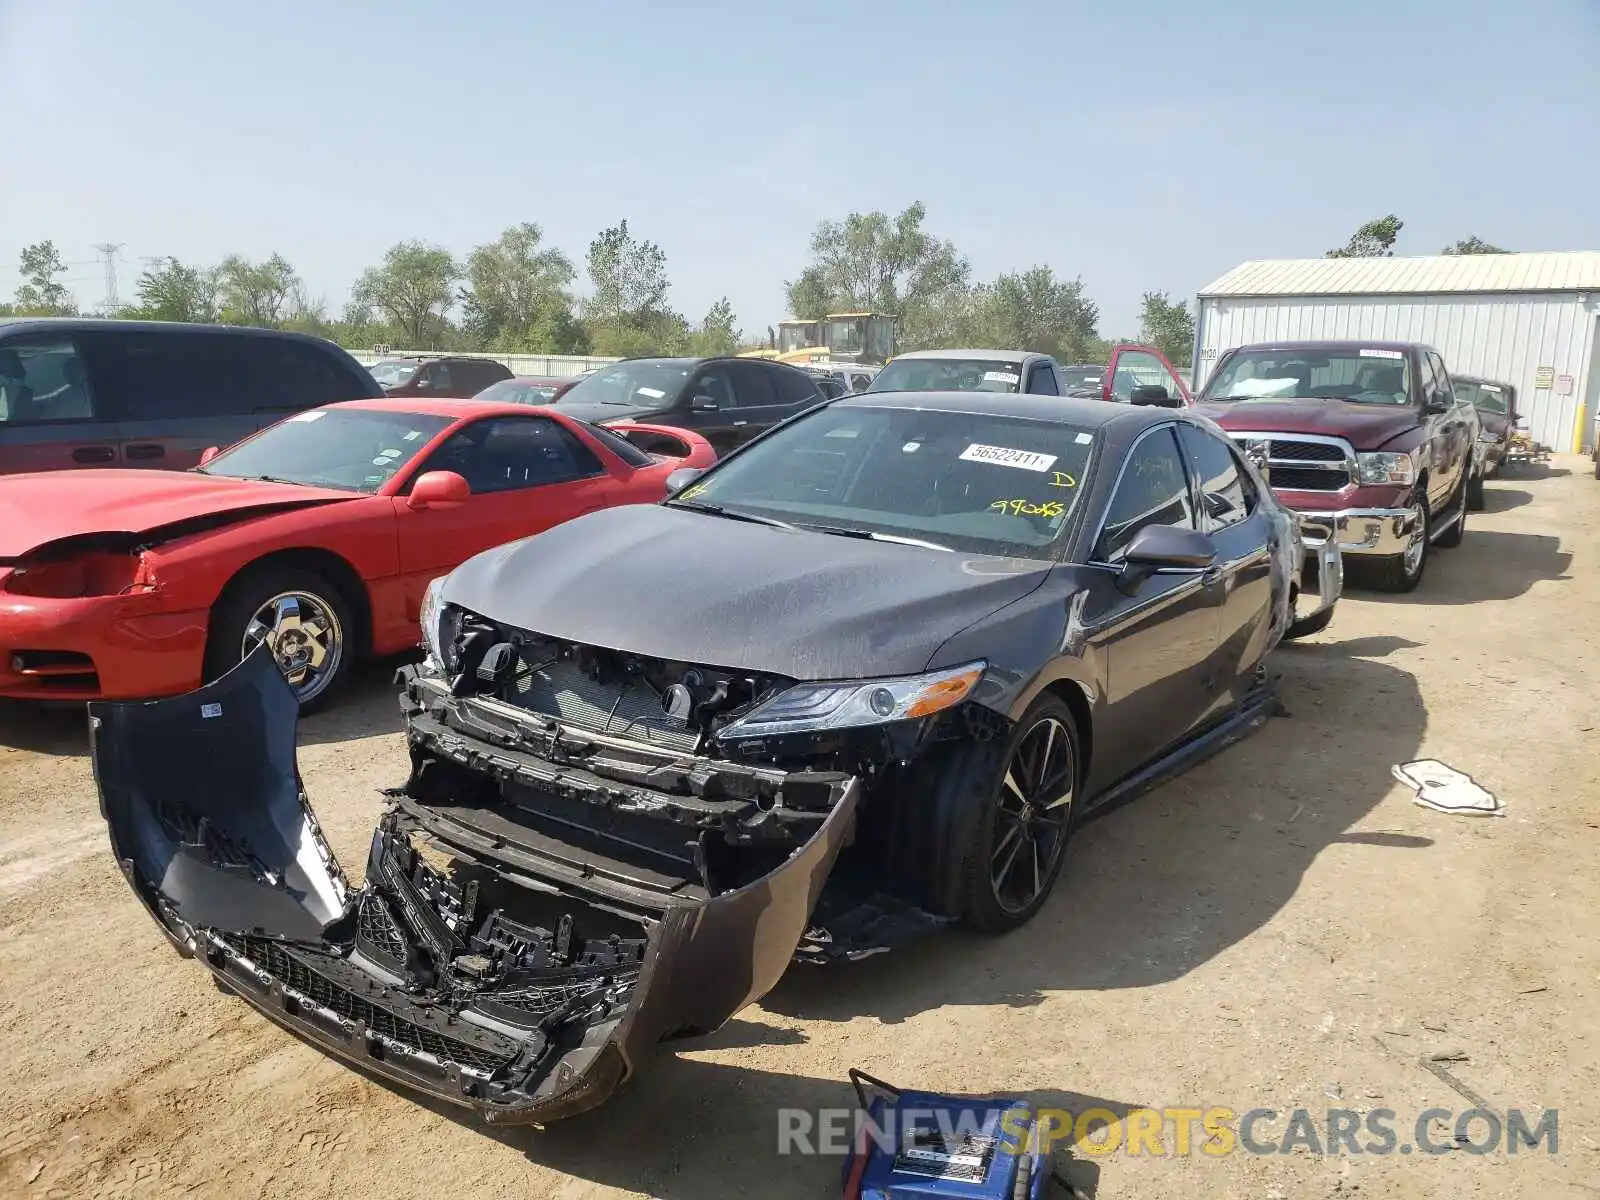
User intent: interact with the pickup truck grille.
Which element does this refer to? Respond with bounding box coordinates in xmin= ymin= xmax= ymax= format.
xmin=1229 ymin=433 xmax=1353 ymax=493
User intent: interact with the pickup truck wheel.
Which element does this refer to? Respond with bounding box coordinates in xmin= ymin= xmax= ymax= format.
xmin=1364 ymin=497 xmax=1429 ymax=593
xmin=949 ymin=695 xmax=1083 ymax=934
xmin=1467 ymin=470 xmax=1486 ymax=511
xmin=1435 ymin=474 xmax=1468 ymax=548
xmin=205 ymin=566 xmax=355 ymax=713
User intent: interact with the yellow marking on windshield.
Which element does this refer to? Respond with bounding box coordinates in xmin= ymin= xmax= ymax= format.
xmin=1047 ymin=471 xmax=1077 ymax=489
xmin=677 ymin=483 xmax=708 ymax=501
xmin=990 ymin=499 xmax=1066 ymax=519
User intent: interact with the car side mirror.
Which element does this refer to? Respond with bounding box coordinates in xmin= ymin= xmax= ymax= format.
xmin=198 ymin=445 xmax=220 ymax=466
xmin=664 ymin=466 xmax=706 ymax=496
xmin=691 ymin=394 xmax=719 ymax=411
xmin=1115 ymin=524 xmax=1216 ymax=594
xmin=1130 ymin=383 xmax=1181 ymax=408
xmin=1515 ymin=415 xmax=1528 ymax=429
xmin=1425 ymin=396 xmax=1449 ymax=414
xmin=406 ymin=470 xmax=470 ymax=510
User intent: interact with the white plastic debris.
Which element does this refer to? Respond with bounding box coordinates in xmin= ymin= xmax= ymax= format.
xmin=1391 ymin=760 xmax=1504 ymax=816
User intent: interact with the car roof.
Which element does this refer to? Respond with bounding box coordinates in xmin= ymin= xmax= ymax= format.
xmin=323 ymin=397 xmax=548 ymax=420
xmin=836 ymin=389 xmax=1165 ymax=432
xmin=504 ymin=375 xmax=567 ymax=385
xmin=888 ymin=348 xmax=1036 ymax=363
xmin=0 ymin=316 xmax=348 ymax=349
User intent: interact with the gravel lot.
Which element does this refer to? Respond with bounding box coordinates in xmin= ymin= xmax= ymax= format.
xmin=2 ymin=459 xmax=1597 ymax=1200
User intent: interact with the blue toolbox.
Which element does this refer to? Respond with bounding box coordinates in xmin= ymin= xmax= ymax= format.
xmin=840 ymin=1069 xmax=1052 ymax=1199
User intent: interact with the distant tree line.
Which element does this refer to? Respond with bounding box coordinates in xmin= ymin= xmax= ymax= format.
xmin=1 ymin=210 xmax=1513 ymax=367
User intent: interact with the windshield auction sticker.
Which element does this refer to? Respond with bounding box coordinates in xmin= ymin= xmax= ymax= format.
xmin=959 ymin=443 xmax=1058 ymax=472
xmin=1359 ymin=349 xmax=1404 ymax=359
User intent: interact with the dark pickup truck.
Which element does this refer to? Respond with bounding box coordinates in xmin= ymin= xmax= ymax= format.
xmin=1193 ymin=340 xmax=1477 ymax=594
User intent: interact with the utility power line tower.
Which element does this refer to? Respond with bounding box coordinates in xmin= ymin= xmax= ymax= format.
xmin=93 ymin=242 xmax=125 ymax=314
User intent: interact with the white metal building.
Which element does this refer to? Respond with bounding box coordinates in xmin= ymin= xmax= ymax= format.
xmin=1193 ymin=251 xmax=1600 ymax=451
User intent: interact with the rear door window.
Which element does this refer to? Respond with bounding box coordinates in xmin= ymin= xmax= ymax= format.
xmin=82 ymin=331 xmax=252 ymax=420
xmin=771 ymin=365 xmax=824 ymax=408
xmin=1026 ymin=362 xmax=1060 ymax=395
xmin=1176 ymin=423 xmax=1252 ymax=532
xmin=243 ymin=340 xmax=372 ymax=415
xmin=0 ymin=338 xmax=96 ymax=423
xmin=728 ymin=361 xmax=780 ymax=409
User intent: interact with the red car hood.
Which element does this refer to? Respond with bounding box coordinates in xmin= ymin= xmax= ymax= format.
xmin=1193 ymin=397 xmax=1420 ymax=450
xmin=0 ymin=469 xmax=358 ymax=560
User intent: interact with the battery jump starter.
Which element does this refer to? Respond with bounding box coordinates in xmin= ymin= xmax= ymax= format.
xmin=840 ymin=1069 xmax=1052 ymax=1200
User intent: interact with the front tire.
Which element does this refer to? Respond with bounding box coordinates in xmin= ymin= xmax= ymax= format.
xmin=205 ymin=566 xmax=355 ymax=713
xmin=1365 ymin=496 xmax=1429 ymax=593
xmin=1282 ymin=604 xmax=1335 ymax=641
xmin=1467 ymin=470 xmax=1486 ymax=511
xmin=946 ymin=695 xmax=1083 ymax=934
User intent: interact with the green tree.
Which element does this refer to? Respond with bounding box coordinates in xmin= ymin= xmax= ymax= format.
xmin=1325 ymin=215 xmax=1404 ymax=258
xmin=1441 ymin=236 xmax=1510 ymax=255
xmin=898 ymin=283 xmax=992 ymax=351
xmin=685 ymin=297 xmax=740 ymax=357
xmin=585 ymin=219 xmax=671 ymax=340
xmin=12 ymin=241 xmax=76 ymax=315
xmin=785 ymin=201 xmax=968 ymax=318
xmin=460 ymin=223 xmax=577 ymax=350
xmin=351 ymin=241 xmax=460 ymax=346
xmin=129 ymin=257 xmax=218 ymax=323
xmin=981 ymin=266 xmax=1101 ymax=361
xmin=1138 ymin=291 xmax=1196 ymax=364
xmin=784 ymin=266 xmax=832 ymax=320
xmin=215 ymin=253 xmax=300 ymax=327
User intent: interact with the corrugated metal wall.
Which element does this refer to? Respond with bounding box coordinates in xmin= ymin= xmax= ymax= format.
xmin=1192 ymin=293 xmax=1600 ymax=450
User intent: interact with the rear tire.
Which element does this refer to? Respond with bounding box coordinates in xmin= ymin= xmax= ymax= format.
xmin=205 ymin=565 xmax=356 ymax=714
xmin=1436 ymin=474 xmax=1468 ymax=548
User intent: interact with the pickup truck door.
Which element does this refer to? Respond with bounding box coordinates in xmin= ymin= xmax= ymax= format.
xmin=1428 ymin=352 xmax=1475 ymax=498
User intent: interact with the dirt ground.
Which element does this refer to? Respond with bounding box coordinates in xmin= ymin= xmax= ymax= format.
xmin=2 ymin=458 xmax=1597 ymax=1200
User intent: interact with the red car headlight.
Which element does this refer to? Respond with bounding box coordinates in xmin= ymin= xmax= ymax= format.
xmin=4 ymin=552 xmax=159 ymax=599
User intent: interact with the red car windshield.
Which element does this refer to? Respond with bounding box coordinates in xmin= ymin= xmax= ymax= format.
xmin=200 ymin=409 xmax=454 ymax=492
xmin=1203 ymin=348 xmax=1413 ymax=406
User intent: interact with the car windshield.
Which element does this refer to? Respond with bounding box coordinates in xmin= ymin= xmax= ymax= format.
xmin=869 ymin=357 xmax=1026 ymax=394
xmin=199 ymin=408 xmax=454 ymax=492
xmin=368 ymin=360 xmax=419 ymax=387
xmin=555 ymin=359 xmax=695 ymax=407
xmin=1201 ymin=348 xmax=1413 ymax=406
xmin=666 ymin=403 xmax=1098 ymax=560
xmin=476 ymin=379 xmax=558 ymax=404
xmin=1471 ymin=383 xmax=1509 ymax=413
xmin=1058 ymin=366 xmax=1103 ymax=391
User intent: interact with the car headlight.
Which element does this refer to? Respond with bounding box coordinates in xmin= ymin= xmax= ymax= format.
xmin=715 ymin=661 xmax=985 ymax=739
xmin=1477 ymin=430 xmax=1501 ymax=443
xmin=1354 ymin=450 xmax=1417 ymax=486
xmin=419 ymin=575 xmax=453 ymax=669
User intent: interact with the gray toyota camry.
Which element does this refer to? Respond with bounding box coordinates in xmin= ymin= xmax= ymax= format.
xmin=91 ymin=390 xmax=1341 ymax=1125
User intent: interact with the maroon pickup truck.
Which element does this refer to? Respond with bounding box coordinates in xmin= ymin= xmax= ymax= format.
xmin=1193 ymin=340 xmax=1477 ymax=594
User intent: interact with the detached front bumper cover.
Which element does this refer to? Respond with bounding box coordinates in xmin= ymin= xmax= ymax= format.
xmin=90 ymin=646 xmax=859 ymax=1124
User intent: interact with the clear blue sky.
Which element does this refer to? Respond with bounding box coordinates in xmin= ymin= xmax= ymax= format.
xmin=2 ymin=0 xmax=1595 ymax=339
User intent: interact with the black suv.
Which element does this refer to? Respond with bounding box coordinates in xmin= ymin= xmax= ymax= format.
xmin=549 ymin=356 xmax=826 ymax=455
xmin=0 ymin=318 xmax=382 ymax=475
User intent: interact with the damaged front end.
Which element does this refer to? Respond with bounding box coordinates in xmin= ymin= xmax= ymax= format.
xmin=90 ymin=647 xmax=860 ymax=1124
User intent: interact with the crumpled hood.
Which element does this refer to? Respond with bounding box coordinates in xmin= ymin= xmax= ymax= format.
xmin=0 ymin=469 xmax=357 ymax=559
xmin=440 ymin=503 xmax=1054 ymax=679
xmin=1193 ymin=396 xmax=1421 ymax=449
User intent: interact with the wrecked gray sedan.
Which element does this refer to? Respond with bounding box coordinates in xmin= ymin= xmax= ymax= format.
xmin=91 ymin=392 xmax=1338 ymax=1124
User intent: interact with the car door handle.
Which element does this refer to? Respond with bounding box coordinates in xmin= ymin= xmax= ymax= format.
xmin=733 ymin=420 xmax=748 ymax=427
xmin=1201 ymin=566 xmax=1223 ymax=587
xmin=124 ymin=443 xmax=166 ymax=460
xmin=72 ymin=445 xmax=116 ymax=464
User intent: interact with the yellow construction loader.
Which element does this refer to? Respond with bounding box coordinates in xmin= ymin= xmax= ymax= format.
xmin=740 ymin=311 xmax=898 ymax=366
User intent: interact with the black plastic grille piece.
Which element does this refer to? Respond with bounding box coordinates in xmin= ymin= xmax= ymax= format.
xmin=1269 ymin=466 xmax=1349 ymax=491
xmin=228 ymin=936 xmax=518 ymax=1075
xmin=1269 ymin=439 xmax=1346 ymax=463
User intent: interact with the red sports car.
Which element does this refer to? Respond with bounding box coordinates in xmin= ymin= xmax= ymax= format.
xmin=0 ymin=397 xmax=714 ymax=709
